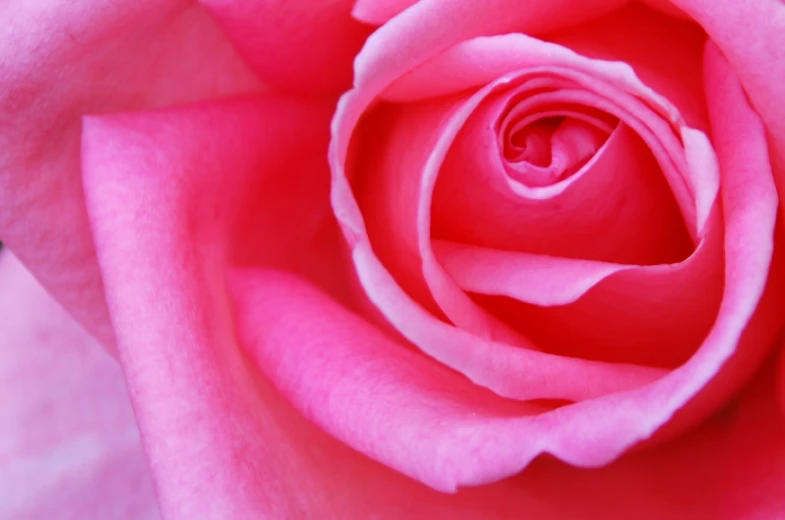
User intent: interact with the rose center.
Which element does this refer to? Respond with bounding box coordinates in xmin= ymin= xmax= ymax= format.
xmin=499 ymin=111 xmax=613 ymax=188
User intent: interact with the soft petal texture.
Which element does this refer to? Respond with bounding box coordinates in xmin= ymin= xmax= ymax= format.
xmin=80 ymin=94 xmax=352 ymax=517
xmin=546 ymin=2 xmax=709 ymax=131
xmin=377 ymin=31 xmax=716 ymax=238
xmin=342 ymin=31 xmax=725 ymax=373
xmin=511 ymin=354 xmax=785 ymax=520
xmin=8 ymin=243 xmax=785 ymax=519
xmin=667 ymin=0 xmax=785 ymax=222
xmin=334 ymin=20 xmax=783 ymax=477
xmin=652 ymin=42 xmax=785 ymax=439
xmin=230 ymin=266 xmax=785 ymax=508
xmin=231 ymin=267 xmax=553 ymax=491
xmin=0 ymin=0 xmax=262 ymax=349
xmin=352 ymin=95 xmax=536 ymax=346
xmin=467 ymin=214 xmax=722 ymax=367
xmin=334 ymin=0 xmax=632 ymax=214
xmin=425 ymin=61 xmax=724 ymax=366
xmin=355 ymin=77 xmax=722 ymax=367
xmin=352 ymin=0 xmax=628 ymax=94
xmin=433 ymin=98 xmax=699 ymax=262
xmin=352 ymin=0 xmax=418 ymax=24
xmin=0 ymin=252 xmax=159 ymax=520
xmin=200 ymin=0 xmax=373 ymax=93
xmin=6 ymin=241 xmax=785 ymax=519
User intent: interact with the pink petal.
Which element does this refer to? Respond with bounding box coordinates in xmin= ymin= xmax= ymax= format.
xmin=70 ymin=51 xmax=785 ymax=518
xmin=503 ymin=117 xmax=608 ymax=187
xmin=546 ymin=2 xmax=710 ymax=131
xmin=334 ymin=34 xmax=783 ymax=477
xmin=353 ymin=240 xmax=666 ymax=401
xmin=509 ymin=356 xmax=785 ymax=519
xmin=374 ymin=32 xmax=715 ymax=236
xmin=352 ymin=0 xmax=419 ymax=25
xmin=230 ymin=267 xmax=555 ymax=491
xmin=667 ymin=0 xmax=785 ymax=223
xmin=333 ymin=1 xmax=632 ymax=242
xmin=460 ymin=210 xmax=722 ymax=367
xmin=200 ymin=0 xmax=374 ymax=93
xmin=709 ymin=361 xmax=785 ymax=520
xmin=435 ymin=112 xmax=695 ymax=264
xmin=0 ymin=1 xmax=262 ymax=349
xmin=351 ymin=95 xmax=531 ymax=347
xmin=432 ymin=232 xmax=714 ymax=309
xmin=6 ymin=241 xmax=785 ymax=518
xmin=352 ymin=0 xmax=627 ymax=95
xmin=0 ymin=252 xmax=159 ymax=519
xmin=347 ymin=31 xmax=727 ymax=368
xmin=654 ymin=41 xmax=785 ymax=439
xmin=79 ymin=94 xmax=347 ymax=517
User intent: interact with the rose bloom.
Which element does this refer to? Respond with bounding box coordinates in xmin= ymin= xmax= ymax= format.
xmin=1 ymin=0 xmax=785 ymax=518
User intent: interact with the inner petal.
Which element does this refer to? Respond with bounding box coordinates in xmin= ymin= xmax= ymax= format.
xmin=432 ymin=78 xmax=694 ymax=266
xmin=503 ymin=115 xmax=610 ymax=187
xmin=506 ymin=116 xmax=561 ymax=164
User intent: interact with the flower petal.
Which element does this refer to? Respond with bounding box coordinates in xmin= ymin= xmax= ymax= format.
xmin=547 ymin=2 xmax=709 ymax=131
xmin=353 ymin=0 xmax=628 ymax=93
xmin=653 ymin=41 xmax=785 ymax=438
xmin=336 ymin=37 xmax=784 ymax=474
xmin=0 ymin=1 xmax=261 ymax=348
xmin=668 ymin=0 xmax=785 ymax=222
xmin=352 ymin=0 xmax=418 ymax=25
xmin=200 ymin=0 xmax=373 ymax=93
xmin=79 ymin=94 xmax=353 ymax=517
xmin=8 ymin=245 xmax=785 ymax=518
xmin=0 ymin=252 xmax=159 ymax=519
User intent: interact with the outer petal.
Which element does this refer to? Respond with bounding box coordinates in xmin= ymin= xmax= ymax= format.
xmin=510 ymin=354 xmax=785 ymax=520
xmin=351 ymin=0 xmax=628 ymax=97
xmin=666 ymin=0 xmax=785 ymax=222
xmin=5 ymin=242 xmax=785 ymax=519
xmin=0 ymin=1 xmax=261 ymax=348
xmin=200 ymin=0 xmax=374 ymax=93
xmin=229 ymin=265 xmax=785 ymax=516
xmin=352 ymin=0 xmax=418 ymax=25
xmin=0 ymin=252 xmax=159 ymax=520
xmin=79 ymin=94 xmax=357 ymax=517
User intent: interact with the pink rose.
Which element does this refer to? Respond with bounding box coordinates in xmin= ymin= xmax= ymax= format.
xmin=2 ymin=0 xmax=785 ymax=518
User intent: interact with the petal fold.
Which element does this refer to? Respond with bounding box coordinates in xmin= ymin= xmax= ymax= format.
xmin=80 ymin=94 xmax=348 ymax=517
xmin=0 ymin=252 xmax=159 ymax=520
xmin=200 ymin=0 xmax=373 ymax=93
xmin=0 ymin=1 xmax=261 ymax=349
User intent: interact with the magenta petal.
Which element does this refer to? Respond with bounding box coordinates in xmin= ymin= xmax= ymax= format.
xmin=200 ymin=0 xmax=373 ymax=93
xmin=0 ymin=252 xmax=158 ymax=519
xmin=6 ymin=238 xmax=785 ymax=518
xmin=79 ymin=95 xmax=348 ymax=517
xmin=230 ymin=267 xmax=665 ymax=490
xmin=352 ymin=0 xmax=419 ymax=25
xmin=668 ymin=0 xmax=785 ymax=219
xmin=457 ymin=212 xmax=723 ymax=367
xmin=511 ymin=356 xmax=785 ymax=519
xmin=353 ymin=0 xmax=627 ymax=96
xmin=546 ymin=2 xmax=710 ymax=131
xmin=433 ymin=241 xmax=638 ymax=306
xmin=655 ymin=41 xmax=785 ymax=435
xmin=75 ymin=88 xmax=654 ymax=517
xmin=0 ymin=1 xmax=261 ymax=348
xmin=333 ymin=35 xmax=782 ymax=478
